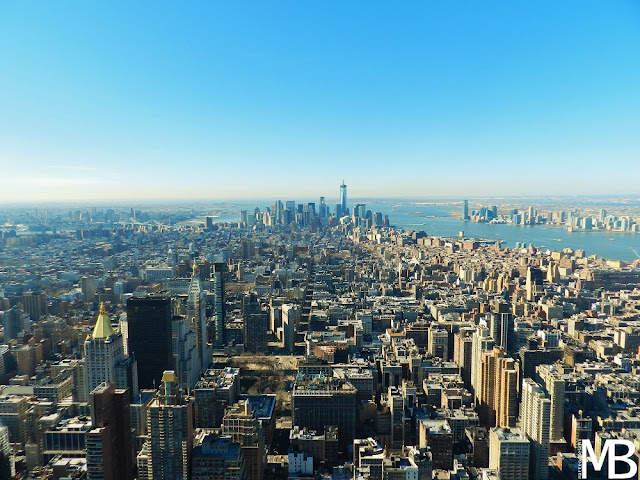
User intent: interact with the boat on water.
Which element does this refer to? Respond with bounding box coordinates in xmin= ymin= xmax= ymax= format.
xmin=609 ymin=238 xmax=615 ymax=241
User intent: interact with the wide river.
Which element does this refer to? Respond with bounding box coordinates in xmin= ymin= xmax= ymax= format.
xmin=366 ymin=201 xmax=640 ymax=262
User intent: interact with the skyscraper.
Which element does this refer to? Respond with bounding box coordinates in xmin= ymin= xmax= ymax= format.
xmin=478 ymin=347 xmax=519 ymax=428
xmin=388 ymin=386 xmax=404 ymax=450
xmin=243 ymin=294 xmax=268 ymax=353
xmin=463 ymin=200 xmax=470 ymax=220
xmin=520 ymin=378 xmax=551 ymax=480
xmin=80 ymin=276 xmax=97 ymax=303
xmin=84 ymin=303 xmax=138 ymax=400
xmin=212 ymin=262 xmax=226 ymax=351
xmin=1 ymin=306 xmax=25 ymax=341
xmin=21 ymin=291 xmax=46 ymax=321
xmin=140 ymin=371 xmax=194 ymax=480
xmin=86 ymin=383 xmax=135 ymax=480
xmin=537 ymin=364 xmax=565 ymax=442
xmin=319 ymin=196 xmax=327 ymax=218
xmin=471 ymin=327 xmax=494 ymax=402
xmin=222 ymin=400 xmax=265 ymax=480
xmin=127 ymin=296 xmax=173 ymax=389
xmin=172 ymin=315 xmax=200 ymax=389
xmin=453 ymin=327 xmax=474 ymax=388
xmin=188 ymin=261 xmax=208 ymax=369
xmin=489 ymin=311 xmax=514 ymax=353
xmin=526 ymin=267 xmax=544 ymax=301
xmin=281 ymin=304 xmax=300 ymax=354
xmin=339 ymin=181 xmax=347 ymax=217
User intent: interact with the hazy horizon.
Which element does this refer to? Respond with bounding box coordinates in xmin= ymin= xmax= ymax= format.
xmin=2 ymin=193 xmax=640 ymax=210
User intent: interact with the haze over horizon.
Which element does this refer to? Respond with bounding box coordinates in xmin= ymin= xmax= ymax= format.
xmin=1 ymin=1 xmax=639 ymax=202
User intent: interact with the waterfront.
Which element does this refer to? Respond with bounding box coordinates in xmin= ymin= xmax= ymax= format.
xmin=209 ymin=199 xmax=640 ymax=262
xmin=367 ymin=201 xmax=640 ymax=262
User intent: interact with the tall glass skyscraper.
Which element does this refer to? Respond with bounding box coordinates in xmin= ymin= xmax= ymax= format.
xmin=340 ymin=181 xmax=347 ymax=217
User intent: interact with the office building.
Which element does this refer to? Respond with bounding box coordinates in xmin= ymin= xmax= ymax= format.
xmin=388 ymin=386 xmax=404 ymax=451
xmin=478 ymin=347 xmax=519 ymax=428
xmin=465 ymin=427 xmax=489 ymax=468
xmin=281 ymin=304 xmax=300 ymax=353
xmin=43 ymin=416 xmax=92 ymax=463
xmin=212 ymin=262 xmax=226 ymax=350
xmin=339 ymin=181 xmax=348 ymax=217
xmin=526 ymin=267 xmax=544 ymax=301
xmin=471 ymin=328 xmax=494 ymax=402
xmin=21 ymin=291 xmax=46 ymax=321
xmin=292 ymin=374 xmax=357 ymax=449
xmin=84 ymin=303 xmax=138 ymax=400
xmin=243 ymin=294 xmax=268 ymax=353
xmin=192 ymin=433 xmax=247 ymax=480
xmin=290 ymin=426 xmax=326 ymax=468
xmin=1 ymin=306 xmax=26 ymax=341
xmin=81 ymin=276 xmax=97 ymax=303
xmin=419 ymin=420 xmax=454 ymax=471
xmin=453 ymin=327 xmax=474 ymax=388
xmin=537 ymin=364 xmax=566 ymax=442
xmin=172 ymin=314 xmax=201 ymax=389
xmin=141 ymin=370 xmax=194 ymax=480
xmin=428 ymin=326 xmax=449 ymax=360
xmin=382 ymin=455 xmax=419 ymax=480
xmin=222 ymin=400 xmax=265 ymax=480
xmin=127 ymin=296 xmax=173 ymax=389
xmin=188 ymin=261 xmax=209 ymax=370
xmin=489 ymin=427 xmax=530 ymax=480
xmin=86 ymin=383 xmax=134 ymax=480
xmin=194 ymin=367 xmax=240 ymax=429
xmin=0 ymin=396 xmax=29 ymax=444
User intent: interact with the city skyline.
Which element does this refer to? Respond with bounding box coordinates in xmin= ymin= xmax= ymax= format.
xmin=2 ymin=2 xmax=640 ymax=478
xmin=0 ymin=189 xmax=640 ymax=478
xmin=1 ymin=1 xmax=640 ymax=201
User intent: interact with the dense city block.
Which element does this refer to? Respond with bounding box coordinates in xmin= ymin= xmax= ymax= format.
xmin=0 ymin=188 xmax=640 ymax=479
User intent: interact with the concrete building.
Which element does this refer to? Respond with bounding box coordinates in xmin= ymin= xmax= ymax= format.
xmin=428 ymin=326 xmax=449 ymax=360
xmin=172 ymin=314 xmax=200 ymax=389
xmin=382 ymin=455 xmax=419 ymax=480
xmin=192 ymin=433 xmax=247 ymax=480
xmin=194 ymin=367 xmax=240 ymax=429
xmin=489 ymin=427 xmax=530 ymax=480
xmin=282 ymin=304 xmax=300 ymax=353
xmin=292 ymin=374 xmax=357 ymax=449
xmin=520 ymin=378 xmax=551 ymax=480
xmin=222 ymin=400 xmax=265 ymax=480
xmin=537 ymin=364 xmax=566 ymax=441
xmin=478 ymin=347 xmax=519 ymax=428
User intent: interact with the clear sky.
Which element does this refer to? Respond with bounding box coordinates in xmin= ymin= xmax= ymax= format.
xmin=1 ymin=1 xmax=639 ymax=202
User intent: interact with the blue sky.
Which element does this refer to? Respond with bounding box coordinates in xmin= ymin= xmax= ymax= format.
xmin=1 ymin=1 xmax=639 ymax=202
